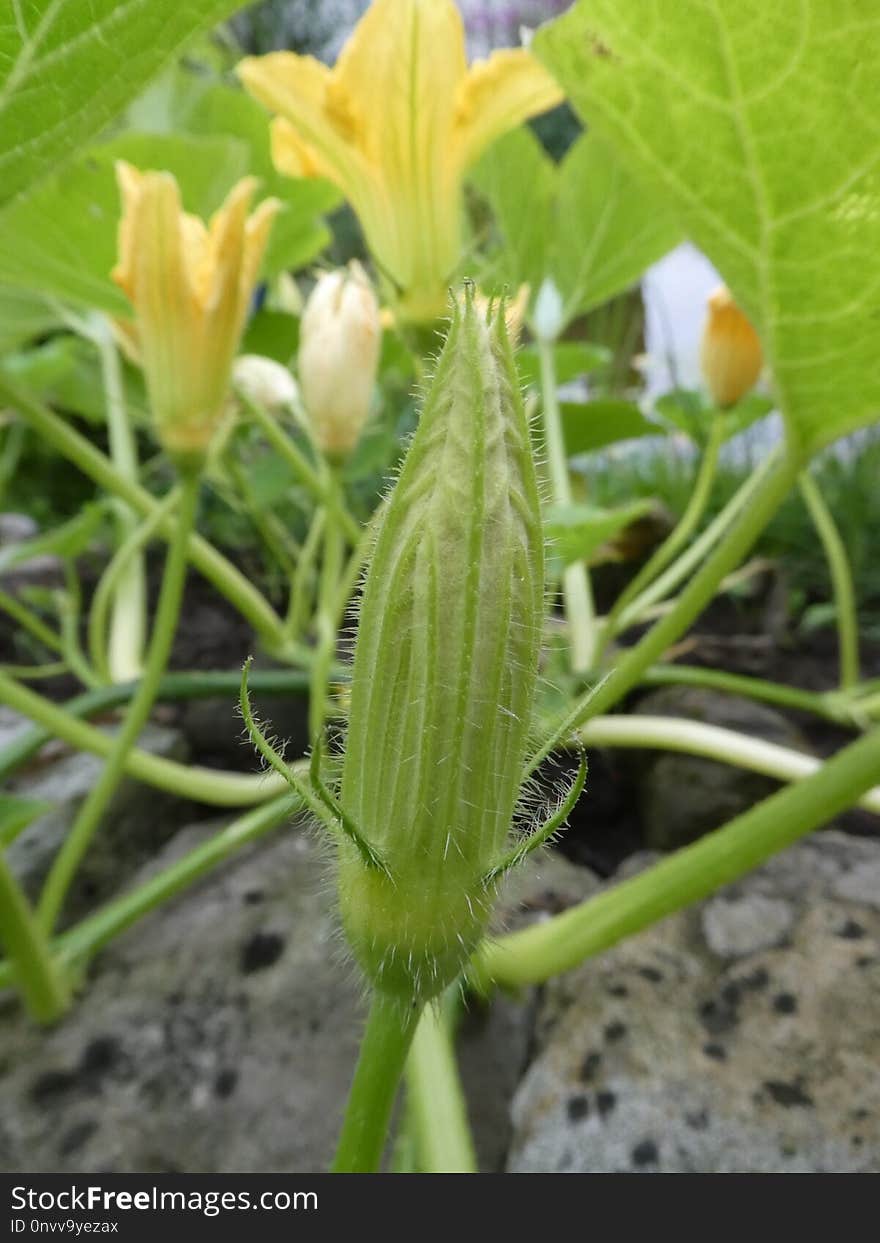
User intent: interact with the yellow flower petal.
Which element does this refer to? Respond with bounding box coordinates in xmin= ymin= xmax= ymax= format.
xmin=454 ymin=48 xmax=564 ymax=171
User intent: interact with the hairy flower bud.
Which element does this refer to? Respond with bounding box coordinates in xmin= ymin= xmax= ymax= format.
xmin=298 ymin=261 xmax=381 ymax=459
xmin=700 ymin=284 xmax=763 ymax=408
xmin=336 ymin=286 xmax=544 ymax=1001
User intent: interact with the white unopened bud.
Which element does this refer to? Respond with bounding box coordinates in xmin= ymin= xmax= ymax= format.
xmin=532 ymin=276 xmax=565 ymax=342
xmin=233 ymin=354 xmax=299 ymax=414
xmin=298 ymin=261 xmax=381 ymax=459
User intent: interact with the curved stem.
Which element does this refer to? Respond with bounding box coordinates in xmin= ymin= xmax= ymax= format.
xmin=528 ymin=448 xmax=799 ymax=774
xmin=538 ymin=335 xmax=596 ymax=672
xmin=471 ymin=721 xmax=880 ymax=992
xmin=0 ymin=587 xmax=63 ymax=655
xmin=88 ymin=487 xmax=180 ymax=683
xmin=0 ymin=375 xmax=285 ymax=652
xmin=332 ymin=992 xmax=423 ymax=1173
xmin=798 ymin=469 xmax=860 ymax=691
xmin=0 ymin=853 xmax=69 ymax=1023
xmin=96 ymin=314 xmax=146 ymax=682
xmin=309 ymin=467 xmax=345 ymax=742
xmin=285 ymin=505 xmax=325 ymax=640
xmin=640 ymin=663 xmax=848 ymax=724
xmin=405 ymin=994 xmax=477 ymax=1173
xmin=578 ymin=713 xmax=880 ymax=815
xmin=616 ymin=445 xmax=780 ymax=632
xmin=602 ymin=414 xmax=725 ymax=652
xmin=37 ymin=473 xmax=201 ymax=934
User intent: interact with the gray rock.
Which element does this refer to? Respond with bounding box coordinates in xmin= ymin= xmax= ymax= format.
xmin=5 ymin=718 xmax=193 ymax=919
xmin=632 ymin=686 xmax=809 ymax=850
xmin=0 ymin=815 xmax=598 ymax=1173
xmin=508 ymin=831 xmax=880 ymax=1173
xmin=0 ymin=512 xmax=63 ymax=592
xmin=701 ymin=894 xmax=795 ymax=959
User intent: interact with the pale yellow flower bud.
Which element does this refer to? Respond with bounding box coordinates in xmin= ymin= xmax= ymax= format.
xmin=700 ymin=284 xmax=763 ymax=408
xmin=233 ymin=354 xmax=299 ymax=415
xmin=298 ymin=262 xmax=381 ymax=459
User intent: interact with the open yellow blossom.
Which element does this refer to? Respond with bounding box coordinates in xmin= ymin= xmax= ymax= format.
xmin=237 ymin=0 xmax=563 ymax=322
xmin=112 ymin=163 xmax=279 ymax=463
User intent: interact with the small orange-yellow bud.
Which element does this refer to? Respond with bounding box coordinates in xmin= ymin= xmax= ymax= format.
xmin=298 ymin=262 xmax=381 ymax=459
xmin=700 ymin=285 xmax=763 ymax=408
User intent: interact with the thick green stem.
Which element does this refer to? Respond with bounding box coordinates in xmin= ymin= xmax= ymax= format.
xmin=0 ymin=376 xmax=284 ymax=651
xmin=798 ymin=469 xmax=860 ymax=691
xmin=538 ymin=335 xmax=596 ymax=672
xmin=405 ymin=995 xmax=477 ymax=1173
xmin=0 ymin=853 xmax=69 ymax=1023
xmin=96 ymin=315 xmax=146 ymax=682
xmin=603 ymin=413 xmax=725 ymax=651
xmin=529 ymin=448 xmax=799 ymax=774
xmin=471 ymin=722 xmax=880 ymax=991
xmin=579 ymin=714 xmax=880 ymax=815
xmin=332 ymin=992 xmax=422 ymax=1173
xmin=37 ymin=473 xmax=201 ymax=934
xmin=616 ymin=446 xmax=780 ymax=632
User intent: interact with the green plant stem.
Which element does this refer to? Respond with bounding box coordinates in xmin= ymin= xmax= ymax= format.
xmin=0 ymin=793 xmax=300 ymax=996
xmin=0 ymin=669 xmax=293 ymax=806
xmin=0 ymin=853 xmax=69 ymax=1023
xmin=310 ymin=473 xmax=345 ymax=741
xmin=602 ymin=413 xmax=725 ymax=652
xmin=88 ymin=487 xmax=180 ymax=683
xmin=0 ymin=376 xmax=285 ymax=652
xmin=285 ymin=505 xmax=325 ymax=640
xmin=405 ymin=995 xmax=478 ymax=1173
xmin=578 ymin=713 xmax=880 ymax=815
xmin=0 ymin=588 xmax=63 ymax=655
xmin=616 ymin=445 xmax=781 ymax=633
xmin=0 ymin=668 xmax=333 ymax=786
xmin=640 ymin=663 xmax=849 ymax=724
xmin=240 ymin=390 xmax=361 ymax=545
xmin=538 ymin=335 xmax=596 ymax=672
xmin=798 ymin=469 xmax=860 ymax=691
xmin=528 ymin=448 xmax=799 ymax=774
xmin=471 ymin=722 xmax=880 ymax=992
xmin=332 ymin=992 xmax=423 ymax=1173
xmin=37 ymin=473 xmax=201 ymax=934
xmin=96 ymin=315 xmax=146 ymax=683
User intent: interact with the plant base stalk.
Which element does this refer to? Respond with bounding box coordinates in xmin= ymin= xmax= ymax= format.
xmin=332 ymin=991 xmax=422 ymax=1173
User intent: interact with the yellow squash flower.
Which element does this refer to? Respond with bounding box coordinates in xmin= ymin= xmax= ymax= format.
xmin=237 ymin=0 xmax=563 ymax=322
xmin=112 ymin=163 xmax=279 ymax=464
xmin=700 ymin=284 xmax=763 ymax=409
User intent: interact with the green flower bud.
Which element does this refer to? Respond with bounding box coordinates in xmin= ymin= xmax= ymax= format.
xmin=336 ymin=285 xmax=545 ymax=1002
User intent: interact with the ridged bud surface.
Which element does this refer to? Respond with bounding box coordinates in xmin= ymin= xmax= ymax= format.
xmin=337 ymin=290 xmax=544 ymax=1000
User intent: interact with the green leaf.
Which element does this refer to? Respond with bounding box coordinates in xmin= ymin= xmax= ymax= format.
xmin=0 ymin=0 xmax=246 ymax=208
xmin=241 ymin=311 xmax=300 ymax=365
xmin=518 ymin=341 xmax=611 ymax=389
xmin=0 ymin=286 xmax=58 ymax=353
xmin=535 ymin=1 xmax=880 ymax=455
xmin=3 ymin=335 xmax=148 ymax=424
xmin=0 ymin=132 xmax=252 ymax=312
xmin=471 ymin=126 xmax=682 ymax=329
xmin=561 ymin=398 xmax=658 ymax=456
xmin=0 ymin=795 xmax=53 ymax=849
xmin=546 ymin=499 xmax=655 ymax=567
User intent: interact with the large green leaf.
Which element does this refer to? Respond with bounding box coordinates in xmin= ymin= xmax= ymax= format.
xmin=535 ymin=1 xmax=880 ymax=456
xmin=0 ymin=0 xmax=246 ymax=208
xmin=546 ymin=498 xmax=656 ymax=567
xmin=471 ymin=126 xmax=682 ymax=327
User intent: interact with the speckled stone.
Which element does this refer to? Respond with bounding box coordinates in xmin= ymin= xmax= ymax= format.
xmin=509 ymin=831 xmax=880 ymax=1173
